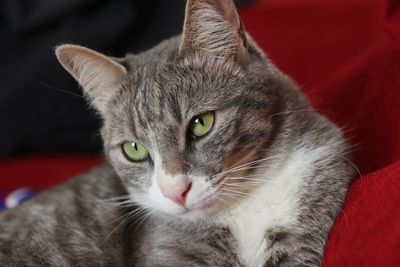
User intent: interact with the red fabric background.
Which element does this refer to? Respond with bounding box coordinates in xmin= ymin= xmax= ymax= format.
xmin=0 ymin=0 xmax=399 ymax=266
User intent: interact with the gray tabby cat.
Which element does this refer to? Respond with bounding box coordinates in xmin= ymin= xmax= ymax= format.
xmin=0 ymin=0 xmax=354 ymax=266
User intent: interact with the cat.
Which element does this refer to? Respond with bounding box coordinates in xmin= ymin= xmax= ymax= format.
xmin=0 ymin=0 xmax=355 ymax=266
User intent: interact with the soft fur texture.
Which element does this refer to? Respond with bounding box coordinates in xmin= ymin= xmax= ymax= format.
xmin=0 ymin=0 xmax=354 ymax=266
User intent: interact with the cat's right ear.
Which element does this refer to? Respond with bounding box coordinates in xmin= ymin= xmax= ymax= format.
xmin=55 ymin=44 xmax=127 ymax=111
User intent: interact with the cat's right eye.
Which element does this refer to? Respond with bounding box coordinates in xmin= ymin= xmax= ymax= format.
xmin=122 ymin=141 xmax=149 ymax=162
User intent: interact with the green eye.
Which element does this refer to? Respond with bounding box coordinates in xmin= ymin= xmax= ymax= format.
xmin=189 ymin=112 xmax=215 ymax=138
xmin=122 ymin=142 xmax=149 ymax=162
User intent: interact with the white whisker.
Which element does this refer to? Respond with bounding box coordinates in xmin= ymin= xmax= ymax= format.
xmin=224 ymin=177 xmax=266 ymax=182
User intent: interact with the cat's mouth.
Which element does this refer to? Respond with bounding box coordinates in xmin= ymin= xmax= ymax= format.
xmin=178 ymin=182 xmax=229 ymax=218
xmin=149 ymin=173 xmax=251 ymax=219
xmin=179 ymin=200 xmax=219 ymax=219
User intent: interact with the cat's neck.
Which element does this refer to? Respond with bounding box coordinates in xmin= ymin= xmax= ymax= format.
xmin=210 ymin=143 xmax=319 ymax=267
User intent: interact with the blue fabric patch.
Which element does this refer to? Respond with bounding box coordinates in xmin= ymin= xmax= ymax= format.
xmin=0 ymin=188 xmax=36 ymax=211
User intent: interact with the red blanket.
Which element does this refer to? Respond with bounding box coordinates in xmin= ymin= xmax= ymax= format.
xmin=0 ymin=0 xmax=399 ymax=265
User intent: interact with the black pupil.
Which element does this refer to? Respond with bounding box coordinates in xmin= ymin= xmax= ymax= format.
xmin=196 ymin=117 xmax=205 ymax=126
xmin=133 ymin=143 xmax=138 ymax=151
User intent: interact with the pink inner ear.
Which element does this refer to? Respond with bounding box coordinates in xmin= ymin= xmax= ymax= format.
xmin=158 ymin=174 xmax=192 ymax=205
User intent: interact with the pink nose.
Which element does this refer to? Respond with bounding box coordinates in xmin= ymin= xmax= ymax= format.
xmin=159 ymin=175 xmax=192 ymax=205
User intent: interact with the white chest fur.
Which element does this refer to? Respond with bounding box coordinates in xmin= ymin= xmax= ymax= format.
xmin=215 ymin=147 xmax=320 ymax=267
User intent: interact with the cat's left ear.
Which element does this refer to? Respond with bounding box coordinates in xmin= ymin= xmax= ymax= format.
xmin=55 ymin=44 xmax=127 ymax=111
xmin=179 ymin=0 xmax=248 ymax=61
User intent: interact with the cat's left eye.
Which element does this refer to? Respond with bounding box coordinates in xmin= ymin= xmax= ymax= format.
xmin=122 ymin=141 xmax=149 ymax=162
xmin=189 ymin=112 xmax=215 ymax=138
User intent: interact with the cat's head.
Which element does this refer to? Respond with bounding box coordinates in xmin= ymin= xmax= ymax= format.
xmin=56 ymin=0 xmax=299 ymax=220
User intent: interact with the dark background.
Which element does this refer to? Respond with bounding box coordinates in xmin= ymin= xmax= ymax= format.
xmin=0 ymin=0 xmax=254 ymax=157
